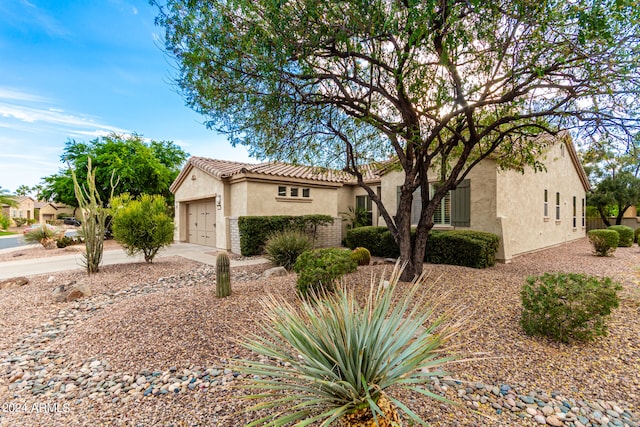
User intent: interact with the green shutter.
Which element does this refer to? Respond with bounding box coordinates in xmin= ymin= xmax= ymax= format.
xmin=451 ymin=179 xmax=470 ymax=227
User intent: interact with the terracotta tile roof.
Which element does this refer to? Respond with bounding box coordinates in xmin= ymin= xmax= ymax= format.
xmin=171 ymin=157 xmax=385 ymax=191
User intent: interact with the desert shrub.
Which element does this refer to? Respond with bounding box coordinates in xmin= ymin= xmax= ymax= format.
xmin=0 ymin=213 xmax=10 ymax=230
xmin=635 ymin=227 xmax=640 ymax=243
xmin=521 ymin=273 xmax=622 ymax=343
xmin=264 ymin=230 xmax=314 ymax=270
xmin=23 ymin=225 xmax=61 ymax=248
xmin=56 ymin=235 xmax=75 ymax=248
xmin=425 ymin=231 xmax=499 ymax=268
xmin=350 ymin=247 xmax=371 ymax=265
xmin=238 ymin=215 xmax=333 ymax=256
xmin=237 ymin=264 xmax=459 ymax=426
xmin=607 ymin=225 xmax=634 ymax=247
xmin=293 ymin=248 xmax=357 ymax=296
xmin=344 ymin=226 xmax=392 ymax=255
xmin=13 ymin=217 xmax=27 ymax=227
xmin=587 ymin=229 xmax=619 ymax=256
xmin=110 ymin=193 xmax=174 ymax=263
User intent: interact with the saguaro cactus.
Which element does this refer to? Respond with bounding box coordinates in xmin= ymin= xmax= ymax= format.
xmin=216 ymin=252 xmax=231 ymax=298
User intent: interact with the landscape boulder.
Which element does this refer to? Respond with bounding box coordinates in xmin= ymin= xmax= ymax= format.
xmin=262 ymin=266 xmax=288 ymax=278
xmin=0 ymin=277 xmax=29 ymax=290
xmin=51 ymin=281 xmax=92 ymax=302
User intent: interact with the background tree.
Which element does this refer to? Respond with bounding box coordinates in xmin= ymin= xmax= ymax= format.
xmin=588 ymin=173 xmax=640 ymax=226
xmin=0 ymin=187 xmax=17 ymax=208
xmin=110 ymin=193 xmax=175 ymax=263
xmin=155 ymin=0 xmax=640 ymax=279
xmin=41 ymin=133 xmax=189 ymax=208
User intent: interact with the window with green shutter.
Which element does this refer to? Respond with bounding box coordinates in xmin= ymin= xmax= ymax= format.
xmin=396 ymin=179 xmax=470 ymax=226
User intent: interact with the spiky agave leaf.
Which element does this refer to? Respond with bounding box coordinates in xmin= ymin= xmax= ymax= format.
xmin=235 ymin=262 xmax=462 ymax=426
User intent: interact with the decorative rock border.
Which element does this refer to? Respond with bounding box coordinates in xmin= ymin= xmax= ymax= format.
xmin=0 ymin=266 xmax=638 ymax=427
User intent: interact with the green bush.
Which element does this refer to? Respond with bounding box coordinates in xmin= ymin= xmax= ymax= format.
xmin=588 ymin=229 xmax=619 ymax=256
xmin=110 ymin=194 xmax=174 ymax=263
xmin=343 ymin=226 xmax=388 ymax=253
xmin=238 ymin=215 xmax=333 ymax=256
xmin=426 ymin=231 xmax=499 ymax=268
xmin=264 ymin=230 xmax=314 ymax=270
xmin=350 ymin=247 xmax=371 ymax=266
xmin=56 ymin=235 xmax=75 ymax=248
xmin=23 ymin=225 xmax=61 ymax=248
xmin=635 ymin=227 xmax=640 ymax=244
xmin=13 ymin=217 xmax=27 ymax=227
xmin=0 ymin=213 xmax=10 ymax=230
xmin=607 ymin=225 xmax=634 ymax=247
xmin=293 ymin=248 xmax=357 ymax=296
xmin=520 ymin=273 xmax=622 ymax=343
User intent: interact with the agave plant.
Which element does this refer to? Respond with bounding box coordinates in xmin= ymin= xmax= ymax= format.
xmin=236 ymin=263 xmax=461 ymax=426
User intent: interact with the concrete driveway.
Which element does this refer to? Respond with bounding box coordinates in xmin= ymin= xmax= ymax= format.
xmin=0 ymin=242 xmax=268 ymax=280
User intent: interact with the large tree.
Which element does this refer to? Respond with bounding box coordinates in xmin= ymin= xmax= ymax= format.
xmin=41 ymin=133 xmax=189 ymax=207
xmin=0 ymin=187 xmax=17 ymax=208
xmin=154 ymin=0 xmax=639 ymax=279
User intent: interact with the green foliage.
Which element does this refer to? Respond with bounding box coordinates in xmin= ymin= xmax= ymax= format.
xmin=350 ymin=247 xmax=371 ymax=266
xmin=236 ymin=264 xmax=457 ymax=426
xmin=587 ymin=229 xmax=619 ymax=256
xmin=264 ymin=230 xmax=313 ymax=271
xmin=0 ymin=213 xmax=10 ymax=230
xmin=340 ymin=206 xmax=371 ymax=229
xmin=23 ymin=225 xmax=60 ymax=247
xmin=238 ymin=215 xmax=333 ymax=256
xmin=56 ymin=235 xmax=79 ymax=248
xmin=521 ymin=273 xmax=622 ymax=343
xmin=588 ymin=172 xmax=640 ymax=227
xmin=426 ymin=230 xmax=500 ymax=269
xmin=635 ymin=227 xmax=640 ymax=243
xmin=345 ymin=227 xmax=500 ymax=268
xmin=41 ymin=133 xmax=189 ymax=208
xmin=293 ymin=248 xmax=357 ymax=297
xmin=216 ymin=252 xmax=231 ymax=298
xmin=13 ymin=217 xmax=27 ymax=227
xmin=607 ymin=225 xmax=634 ymax=247
xmin=0 ymin=187 xmax=17 ymax=208
xmin=110 ymin=193 xmax=174 ymax=263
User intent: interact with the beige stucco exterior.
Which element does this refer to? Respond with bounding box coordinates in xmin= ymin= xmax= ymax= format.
xmin=1 ymin=197 xmax=35 ymax=225
xmin=38 ymin=203 xmax=76 ymax=224
xmin=171 ymin=139 xmax=588 ymax=260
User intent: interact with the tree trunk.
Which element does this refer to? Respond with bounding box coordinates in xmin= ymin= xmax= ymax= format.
xmin=597 ymin=206 xmax=612 ymax=227
xmin=339 ymin=395 xmax=401 ymax=427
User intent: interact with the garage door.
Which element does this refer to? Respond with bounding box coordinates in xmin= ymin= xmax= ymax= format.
xmin=187 ymin=200 xmax=216 ymax=247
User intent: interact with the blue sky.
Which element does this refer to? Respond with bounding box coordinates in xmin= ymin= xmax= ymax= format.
xmin=0 ymin=0 xmax=254 ymax=194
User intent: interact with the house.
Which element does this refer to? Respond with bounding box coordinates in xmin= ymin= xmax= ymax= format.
xmin=1 ymin=196 xmax=35 ymax=225
xmin=170 ymin=134 xmax=589 ymax=262
xmin=36 ymin=202 xmax=76 ymax=224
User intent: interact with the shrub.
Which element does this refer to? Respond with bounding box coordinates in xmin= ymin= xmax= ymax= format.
xmin=236 ymin=264 xmax=459 ymax=426
xmin=13 ymin=217 xmax=27 ymax=227
xmin=425 ymin=231 xmax=499 ymax=268
xmin=521 ymin=273 xmax=622 ymax=343
xmin=264 ymin=230 xmax=314 ymax=270
xmin=0 ymin=213 xmax=10 ymax=231
xmin=23 ymin=225 xmax=61 ymax=249
xmin=344 ymin=226 xmax=389 ymax=254
xmin=350 ymin=247 xmax=371 ymax=265
xmin=293 ymin=248 xmax=357 ymax=296
xmin=635 ymin=227 xmax=640 ymax=244
xmin=238 ymin=215 xmax=333 ymax=256
xmin=56 ymin=235 xmax=75 ymax=248
xmin=588 ymin=229 xmax=619 ymax=256
xmin=110 ymin=194 xmax=174 ymax=263
xmin=608 ymin=225 xmax=634 ymax=247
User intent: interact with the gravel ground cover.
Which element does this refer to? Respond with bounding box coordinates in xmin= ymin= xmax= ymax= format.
xmin=0 ymin=238 xmax=638 ymax=426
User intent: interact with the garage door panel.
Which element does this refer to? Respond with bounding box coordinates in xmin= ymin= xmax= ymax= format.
xmin=187 ymin=200 xmax=217 ymax=247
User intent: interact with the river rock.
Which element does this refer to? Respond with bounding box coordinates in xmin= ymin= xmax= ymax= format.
xmin=52 ymin=281 xmax=92 ymax=302
xmin=0 ymin=276 xmax=29 ymax=290
xmin=262 ymin=266 xmax=288 ymax=278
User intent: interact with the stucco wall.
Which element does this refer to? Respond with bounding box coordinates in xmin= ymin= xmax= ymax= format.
xmin=496 ymin=141 xmax=586 ymax=259
xmin=244 ymin=181 xmax=339 ymax=216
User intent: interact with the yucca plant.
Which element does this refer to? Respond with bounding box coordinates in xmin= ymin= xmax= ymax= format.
xmin=236 ymin=263 xmax=460 ymax=426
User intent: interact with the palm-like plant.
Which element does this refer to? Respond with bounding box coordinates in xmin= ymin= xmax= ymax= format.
xmin=237 ymin=264 xmax=461 ymax=426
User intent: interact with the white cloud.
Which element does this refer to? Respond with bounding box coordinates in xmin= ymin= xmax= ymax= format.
xmin=0 ymin=88 xmax=49 ymax=103
xmin=132 ymin=6 xmax=138 ymax=15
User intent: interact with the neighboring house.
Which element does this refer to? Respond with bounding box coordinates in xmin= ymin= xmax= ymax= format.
xmin=36 ymin=201 xmax=76 ymax=224
xmin=1 ymin=196 xmax=35 ymax=225
xmin=170 ymin=135 xmax=589 ymax=262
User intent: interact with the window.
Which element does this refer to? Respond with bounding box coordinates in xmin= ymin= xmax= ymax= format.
xmin=544 ymin=190 xmax=549 ymax=217
xmin=398 ymin=180 xmax=470 ymax=227
xmin=581 ymin=198 xmax=585 ymax=227
xmin=290 ymin=187 xmax=299 ymax=197
xmin=302 ymin=188 xmax=310 ymax=198
xmin=572 ymin=196 xmax=577 ymax=228
xmin=356 ymin=195 xmax=373 ymax=226
xmin=555 ymin=192 xmax=561 ymax=221
xmin=278 ymin=186 xmax=286 ymax=197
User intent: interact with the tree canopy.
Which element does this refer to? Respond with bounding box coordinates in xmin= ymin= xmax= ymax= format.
xmin=0 ymin=187 xmax=17 ymax=208
xmin=41 ymin=133 xmax=189 ymax=207
xmin=154 ymin=0 xmax=640 ymax=278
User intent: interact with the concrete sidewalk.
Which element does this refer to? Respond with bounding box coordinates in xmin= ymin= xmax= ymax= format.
xmin=0 ymin=243 xmax=268 ymax=280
